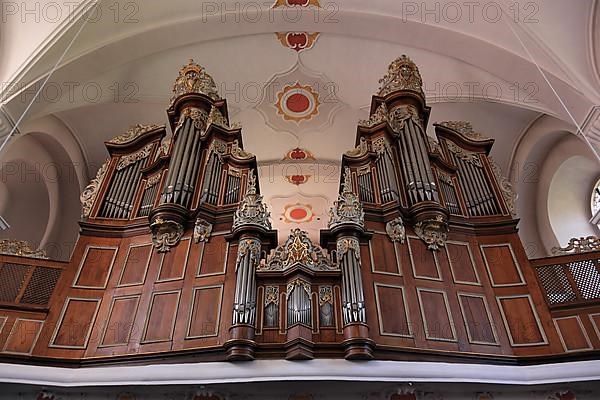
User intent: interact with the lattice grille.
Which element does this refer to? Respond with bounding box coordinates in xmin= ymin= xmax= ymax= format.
xmin=0 ymin=263 xmax=29 ymax=302
xmin=569 ymin=259 xmax=600 ymax=300
xmin=21 ymin=267 xmax=62 ymax=305
xmin=536 ymin=264 xmax=577 ymax=304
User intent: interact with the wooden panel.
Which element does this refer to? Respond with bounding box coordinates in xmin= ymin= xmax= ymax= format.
xmin=458 ymin=293 xmax=498 ymax=345
xmin=553 ymin=316 xmax=592 ymax=352
xmin=408 ymin=236 xmax=441 ymax=281
xmin=369 ymin=235 xmax=401 ymax=276
xmin=497 ymin=295 xmax=548 ymax=346
xmin=50 ymin=298 xmax=101 ymax=348
xmin=118 ymin=244 xmax=152 ymax=286
xmin=2 ymin=319 xmax=43 ymax=355
xmin=73 ymin=246 xmax=118 ymax=289
xmin=590 ymin=313 xmax=600 ymax=341
xmin=142 ymin=290 xmax=180 ymax=343
xmin=198 ymin=235 xmax=228 ymax=277
xmin=0 ymin=316 xmax=6 ymax=334
xmin=186 ymin=285 xmax=223 ymax=338
xmin=157 ymin=238 xmax=190 ymax=282
xmin=417 ymin=288 xmax=456 ymax=342
xmin=99 ymin=295 xmax=140 ymax=347
xmin=480 ymin=244 xmax=525 ymax=287
xmin=373 ymin=283 xmax=411 ymax=337
xmin=446 ymin=241 xmax=480 ymax=285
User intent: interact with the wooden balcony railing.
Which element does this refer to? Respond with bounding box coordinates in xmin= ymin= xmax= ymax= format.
xmin=531 ymin=250 xmax=600 ymax=309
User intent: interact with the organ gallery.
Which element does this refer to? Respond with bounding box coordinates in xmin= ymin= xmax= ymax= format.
xmin=0 ymin=56 xmax=599 ymax=399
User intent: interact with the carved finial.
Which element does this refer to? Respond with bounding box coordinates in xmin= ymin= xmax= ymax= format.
xmin=171 ymin=59 xmax=220 ymax=104
xmin=328 ymin=167 xmax=365 ymax=229
xmin=232 ymin=170 xmax=272 ymax=231
xmin=378 ymin=55 xmax=424 ymax=97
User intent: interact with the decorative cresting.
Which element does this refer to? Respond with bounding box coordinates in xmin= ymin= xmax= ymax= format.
xmin=233 ymin=170 xmax=272 ymax=231
xmin=414 ymin=215 xmax=448 ymax=251
xmin=377 ymin=54 xmax=424 ymax=98
xmin=108 ymin=124 xmax=162 ymax=145
xmin=438 ymin=120 xmax=489 ymax=141
xmin=0 ymin=239 xmax=48 ymax=259
xmin=336 ymin=237 xmax=366 ymax=324
xmin=116 ymin=144 xmax=153 ymax=170
xmin=259 ymin=228 xmax=336 ymax=271
xmin=80 ymin=158 xmax=110 ymax=218
xmin=232 ymin=238 xmax=261 ymax=325
xmin=193 ymin=218 xmax=213 ymax=243
xmin=552 ymin=236 xmax=600 ymax=255
xmin=328 ymin=167 xmax=365 ymax=229
xmin=150 ymin=217 xmax=184 ymax=253
xmin=489 ymin=156 xmax=517 ymax=216
xmin=171 ymin=59 xmax=220 ymax=104
xmin=386 ymin=217 xmax=406 ymax=243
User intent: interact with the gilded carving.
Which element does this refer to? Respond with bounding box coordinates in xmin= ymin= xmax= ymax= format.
xmin=236 ymin=238 xmax=262 ymax=266
xmin=171 ymin=59 xmax=220 ymax=104
xmin=378 ymin=54 xmax=424 ymax=97
xmin=233 ymin=170 xmax=272 ymax=230
xmin=145 ymin=173 xmax=162 ymax=189
xmin=209 ymin=138 xmax=228 ymax=156
xmin=179 ymin=107 xmax=209 ymax=132
xmin=80 ymin=158 xmax=110 ymax=218
xmin=193 ymin=218 xmax=213 ymax=243
xmin=358 ymin=103 xmax=388 ymax=128
xmin=261 ymin=228 xmax=336 ymax=271
xmin=150 ymin=217 xmax=184 ymax=253
xmin=428 ymin=135 xmax=441 ymax=153
xmin=265 ymin=286 xmax=279 ymax=306
xmin=328 ymin=167 xmax=365 ymax=229
xmin=372 ymin=136 xmax=388 ymax=154
xmin=438 ymin=120 xmax=488 ymax=141
xmin=108 ymin=124 xmax=161 ymax=144
xmin=552 ymin=236 xmax=600 ymax=255
xmin=319 ymin=286 xmax=333 ymax=306
xmin=345 ymin=137 xmax=368 ymax=157
xmin=447 ymin=141 xmax=483 ymax=166
xmin=386 ymin=217 xmax=406 ymax=243
xmin=336 ymin=237 xmax=361 ymax=259
xmin=414 ymin=215 xmax=449 ymax=251
xmin=489 ymin=156 xmax=517 ymax=216
xmin=286 ymin=278 xmax=311 ymax=297
xmin=0 ymin=239 xmax=48 ymax=259
xmin=116 ymin=144 xmax=152 ymax=170
xmin=230 ymin=139 xmax=253 ymax=159
xmin=388 ymin=104 xmax=423 ymax=133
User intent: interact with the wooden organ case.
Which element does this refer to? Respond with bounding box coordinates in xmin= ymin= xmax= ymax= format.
xmin=0 ymin=57 xmax=599 ymax=366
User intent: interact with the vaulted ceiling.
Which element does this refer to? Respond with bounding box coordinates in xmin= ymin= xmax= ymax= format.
xmin=1 ymin=0 xmax=599 ymax=258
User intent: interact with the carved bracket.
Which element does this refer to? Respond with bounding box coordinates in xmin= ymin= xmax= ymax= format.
xmin=414 ymin=215 xmax=448 ymax=251
xmin=193 ymin=218 xmax=213 ymax=243
xmin=150 ymin=218 xmax=184 ymax=253
xmin=386 ymin=217 xmax=406 ymax=244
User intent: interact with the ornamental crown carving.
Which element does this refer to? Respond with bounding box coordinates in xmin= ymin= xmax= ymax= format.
xmin=0 ymin=239 xmax=48 ymax=259
xmin=378 ymin=55 xmax=424 ymax=97
xmin=171 ymin=59 xmax=220 ymax=104
xmin=233 ymin=170 xmax=272 ymax=231
xmin=108 ymin=124 xmax=162 ymax=144
xmin=552 ymin=236 xmax=600 ymax=255
xmin=438 ymin=120 xmax=488 ymax=141
xmin=260 ymin=228 xmax=336 ymax=271
xmin=328 ymin=167 xmax=364 ymax=229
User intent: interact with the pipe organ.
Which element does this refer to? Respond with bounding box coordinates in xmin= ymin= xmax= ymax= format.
xmin=0 ymin=57 xmax=599 ymax=367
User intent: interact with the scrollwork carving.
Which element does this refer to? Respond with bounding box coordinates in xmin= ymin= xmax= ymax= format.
xmin=551 ymin=236 xmax=600 ymax=255
xmin=358 ymin=103 xmax=388 ymax=128
xmin=108 ymin=124 xmax=161 ymax=144
xmin=438 ymin=120 xmax=488 ymax=141
xmin=489 ymin=156 xmax=517 ymax=216
xmin=236 ymin=238 xmax=262 ymax=266
xmin=328 ymin=167 xmax=365 ymax=229
xmin=80 ymin=158 xmax=110 ymax=218
xmin=116 ymin=144 xmax=153 ymax=170
xmin=378 ymin=54 xmax=424 ymax=97
xmin=386 ymin=217 xmax=406 ymax=243
xmin=447 ymin=141 xmax=483 ymax=166
xmin=230 ymin=139 xmax=253 ymax=159
xmin=233 ymin=170 xmax=272 ymax=230
xmin=336 ymin=237 xmax=361 ymax=259
xmin=388 ymin=104 xmax=423 ymax=133
xmin=260 ymin=228 xmax=336 ymax=271
xmin=265 ymin=286 xmax=279 ymax=306
xmin=171 ymin=59 xmax=220 ymax=104
xmin=414 ymin=215 xmax=449 ymax=251
xmin=193 ymin=218 xmax=212 ymax=243
xmin=0 ymin=239 xmax=48 ymax=259
xmin=345 ymin=137 xmax=368 ymax=157
xmin=150 ymin=217 xmax=184 ymax=253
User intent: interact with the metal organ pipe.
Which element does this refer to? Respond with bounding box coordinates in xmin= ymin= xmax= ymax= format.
xmin=337 ymin=238 xmax=366 ymax=324
xmin=233 ymin=239 xmax=259 ymax=326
